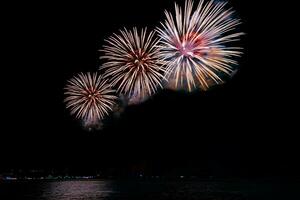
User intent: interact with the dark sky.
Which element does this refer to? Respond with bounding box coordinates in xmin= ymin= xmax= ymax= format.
xmin=2 ymin=0 xmax=298 ymax=177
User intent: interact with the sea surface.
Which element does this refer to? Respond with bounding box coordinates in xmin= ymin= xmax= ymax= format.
xmin=0 ymin=179 xmax=299 ymax=200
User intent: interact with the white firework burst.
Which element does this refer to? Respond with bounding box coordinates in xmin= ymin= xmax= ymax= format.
xmin=64 ymin=72 xmax=117 ymax=127
xmin=157 ymin=0 xmax=244 ymax=91
xmin=100 ymin=27 xmax=165 ymax=104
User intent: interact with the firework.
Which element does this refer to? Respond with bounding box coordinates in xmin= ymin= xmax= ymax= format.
xmin=157 ymin=0 xmax=244 ymax=91
xmin=100 ymin=28 xmax=165 ymax=104
xmin=64 ymin=72 xmax=117 ymax=128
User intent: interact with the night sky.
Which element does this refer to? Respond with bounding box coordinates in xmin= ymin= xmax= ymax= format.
xmin=2 ymin=0 xmax=298 ymax=177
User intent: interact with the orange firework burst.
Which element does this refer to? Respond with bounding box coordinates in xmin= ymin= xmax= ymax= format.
xmin=100 ymin=28 xmax=165 ymax=104
xmin=64 ymin=72 xmax=117 ymax=128
xmin=157 ymin=0 xmax=244 ymax=91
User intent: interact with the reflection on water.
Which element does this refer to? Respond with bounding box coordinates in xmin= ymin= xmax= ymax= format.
xmin=0 ymin=180 xmax=300 ymax=200
xmin=45 ymin=181 xmax=114 ymax=199
xmin=0 ymin=180 xmax=115 ymax=200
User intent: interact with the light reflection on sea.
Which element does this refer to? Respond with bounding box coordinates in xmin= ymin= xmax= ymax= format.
xmin=0 ymin=180 xmax=299 ymax=200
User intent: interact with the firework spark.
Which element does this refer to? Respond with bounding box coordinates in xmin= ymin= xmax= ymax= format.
xmin=64 ymin=72 xmax=117 ymax=128
xmin=100 ymin=28 xmax=165 ymax=104
xmin=157 ymin=0 xmax=244 ymax=91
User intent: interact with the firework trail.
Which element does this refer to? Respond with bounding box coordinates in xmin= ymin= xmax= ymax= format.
xmin=100 ymin=28 xmax=165 ymax=105
xmin=64 ymin=72 xmax=117 ymax=129
xmin=157 ymin=0 xmax=243 ymax=91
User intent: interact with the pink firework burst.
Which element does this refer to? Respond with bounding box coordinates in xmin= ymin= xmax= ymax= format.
xmin=157 ymin=0 xmax=244 ymax=91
